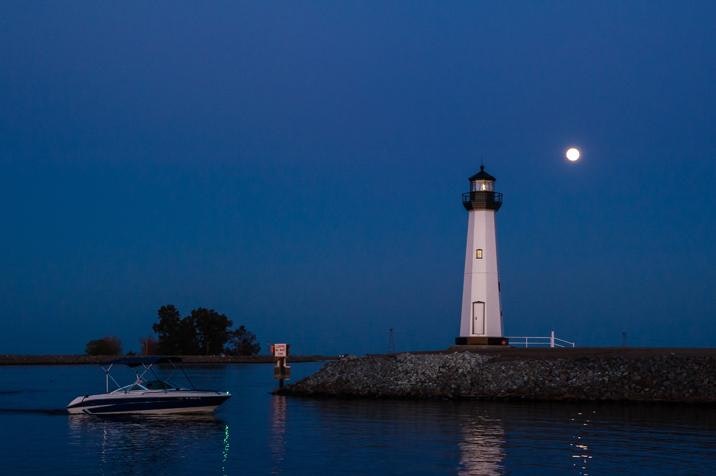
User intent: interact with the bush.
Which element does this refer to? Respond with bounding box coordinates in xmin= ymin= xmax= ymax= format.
xmin=85 ymin=336 xmax=122 ymax=356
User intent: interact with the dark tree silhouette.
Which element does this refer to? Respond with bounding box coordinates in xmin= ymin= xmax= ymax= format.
xmin=153 ymin=305 xmax=181 ymax=354
xmin=85 ymin=336 xmax=122 ymax=356
xmin=190 ymin=308 xmax=233 ymax=355
xmin=152 ymin=305 xmax=253 ymax=355
xmin=153 ymin=305 xmax=198 ymax=354
xmin=225 ymin=325 xmax=261 ymax=356
xmin=176 ymin=316 xmax=200 ymax=354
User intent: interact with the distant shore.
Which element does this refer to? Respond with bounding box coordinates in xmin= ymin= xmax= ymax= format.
xmin=279 ymin=347 xmax=716 ymax=403
xmin=0 ymin=354 xmax=336 ymax=366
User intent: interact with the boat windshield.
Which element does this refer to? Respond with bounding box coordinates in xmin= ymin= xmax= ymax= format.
xmin=145 ymin=379 xmax=175 ymax=390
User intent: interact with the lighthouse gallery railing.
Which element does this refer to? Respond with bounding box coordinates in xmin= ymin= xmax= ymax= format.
xmin=462 ymin=191 xmax=503 ymax=211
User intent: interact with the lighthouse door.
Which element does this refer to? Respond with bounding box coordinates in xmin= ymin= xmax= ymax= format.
xmin=472 ymin=301 xmax=485 ymax=335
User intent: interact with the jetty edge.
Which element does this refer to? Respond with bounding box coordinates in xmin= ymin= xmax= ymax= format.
xmin=276 ymin=348 xmax=716 ymax=403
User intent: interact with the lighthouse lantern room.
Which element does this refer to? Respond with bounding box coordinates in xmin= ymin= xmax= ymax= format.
xmin=455 ymin=166 xmax=508 ymax=346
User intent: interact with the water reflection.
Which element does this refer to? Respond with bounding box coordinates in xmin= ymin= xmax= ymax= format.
xmin=270 ymin=396 xmax=287 ymax=474
xmin=12 ymin=360 xmax=711 ymax=476
xmin=222 ymin=422 xmax=230 ymax=475
xmin=281 ymin=399 xmax=509 ymax=475
xmin=570 ymin=410 xmax=595 ymax=476
xmin=458 ymin=414 xmax=505 ymax=476
xmin=67 ymin=415 xmax=228 ymax=475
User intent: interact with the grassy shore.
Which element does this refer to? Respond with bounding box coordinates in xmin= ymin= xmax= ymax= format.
xmin=0 ymin=354 xmax=337 ymax=365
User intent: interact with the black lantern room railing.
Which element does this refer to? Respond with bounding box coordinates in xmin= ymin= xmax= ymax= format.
xmin=462 ymin=191 xmax=503 ymax=211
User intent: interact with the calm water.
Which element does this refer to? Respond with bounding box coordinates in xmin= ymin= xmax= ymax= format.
xmin=0 ymin=363 xmax=714 ymax=475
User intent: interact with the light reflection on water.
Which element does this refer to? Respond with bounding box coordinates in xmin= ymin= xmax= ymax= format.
xmin=270 ymin=396 xmax=287 ymax=474
xmin=569 ymin=411 xmax=595 ymax=476
xmin=1 ymin=364 xmax=715 ymax=475
xmin=222 ymin=422 xmax=230 ymax=475
xmin=458 ymin=415 xmax=504 ymax=476
xmin=67 ymin=414 xmax=228 ymax=475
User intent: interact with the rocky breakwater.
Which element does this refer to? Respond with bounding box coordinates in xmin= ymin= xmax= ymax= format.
xmin=280 ymin=348 xmax=716 ymax=403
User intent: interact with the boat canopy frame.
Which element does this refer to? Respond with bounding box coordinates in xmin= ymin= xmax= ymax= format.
xmin=100 ymin=356 xmax=196 ymax=393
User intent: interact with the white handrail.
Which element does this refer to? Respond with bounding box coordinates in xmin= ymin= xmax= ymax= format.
xmin=506 ymin=331 xmax=575 ymax=348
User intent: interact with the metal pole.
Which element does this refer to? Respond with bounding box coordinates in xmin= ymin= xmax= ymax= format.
xmin=550 ymin=330 xmax=555 ymax=348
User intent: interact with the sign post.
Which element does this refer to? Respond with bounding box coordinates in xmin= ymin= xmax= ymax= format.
xmin=271 ymin=343 xmax=291 ymax=389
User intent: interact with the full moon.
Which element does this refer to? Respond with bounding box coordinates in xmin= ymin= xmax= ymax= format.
xmin=565 ymin=147 xmax=581 ymax=162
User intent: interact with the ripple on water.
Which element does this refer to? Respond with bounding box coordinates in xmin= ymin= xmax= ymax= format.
xmin=1 ymin=365 xmax=715 ymax=475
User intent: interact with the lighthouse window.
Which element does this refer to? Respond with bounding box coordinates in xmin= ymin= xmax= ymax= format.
xmin=471 ymin=180 xmax=494 ymax=192
xmin=475 ymin=249 xmax=483 ymax=259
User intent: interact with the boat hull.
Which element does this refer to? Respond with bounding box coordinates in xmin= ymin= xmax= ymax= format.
xmin=67 ymin=391 xmax=231 ymax=415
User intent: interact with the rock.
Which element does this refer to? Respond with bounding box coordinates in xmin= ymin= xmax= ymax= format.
xmin=279 ymin=349 xmax=716 ymax=403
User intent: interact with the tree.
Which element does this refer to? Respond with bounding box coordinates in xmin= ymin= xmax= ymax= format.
xmin=190 ymin=308 xmax=233 ymax=355
xmin=151 ymin=304 xmax=257 ymax=355
xmin=153 ymin=305 xmax=197 ymax=354
xmin=152 ymin=304 xmax=181 ymax=353
xmin=225 ymin=325 xmax=261 ymax=356
xmin=85 ymin=336 xmax=122 ymax=356
xmin=175 ymin=315 xmax=200 ymax=354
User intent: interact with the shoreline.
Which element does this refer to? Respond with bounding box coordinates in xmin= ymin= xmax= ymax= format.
xmin=278 ymin=347 xmax=716 ymax=403
xmin=0 ymin=354 xmax=336 ymax=366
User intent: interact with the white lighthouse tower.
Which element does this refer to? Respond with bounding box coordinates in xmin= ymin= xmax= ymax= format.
xmin=455 ymin=166 xmax=508 ymax=346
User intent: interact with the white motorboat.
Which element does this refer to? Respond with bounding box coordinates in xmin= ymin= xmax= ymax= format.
xmin=67 ymin=356 xmax=231 ymax=415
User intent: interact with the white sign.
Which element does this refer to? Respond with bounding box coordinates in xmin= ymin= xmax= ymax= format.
xmin=273 ymin=343 xmax=287 ymax=358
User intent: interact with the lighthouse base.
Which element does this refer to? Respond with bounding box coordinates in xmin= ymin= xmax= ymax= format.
xmin=455 ymin=336 xmax=509 ymax=346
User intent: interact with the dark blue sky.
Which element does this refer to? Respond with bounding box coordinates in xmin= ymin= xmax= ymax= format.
xmin=1 ymin=1 xmax=715 ymax=354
